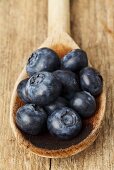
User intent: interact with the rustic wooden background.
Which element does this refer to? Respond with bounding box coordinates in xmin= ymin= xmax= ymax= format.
xmin=0 ymin=0 xmax=114 ymax=169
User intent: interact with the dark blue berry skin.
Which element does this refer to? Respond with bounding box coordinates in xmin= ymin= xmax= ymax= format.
xmin=26 ymin=72 xmax=62 ymax=106
xmin=80 ymin=67 xmax=103 ymax=96
xmin=61 ymin=49 xmax=88 ymax=72
xmin=17 ymin=79 xmax=31 ymax=103
xmin=70 ymin=91 xmax=96 ymax=118
xmin=26 ymin=47 xmax=60 ymax=76
xmin=47 ymin=107 xmax=82 ymax=140
xmin=53 ymin=70 xmax=80 ymax=100
xmin=44 ymin=97 xmax=68 ymax=115
xmin=16 ymin=104 xmax=47 ymax=135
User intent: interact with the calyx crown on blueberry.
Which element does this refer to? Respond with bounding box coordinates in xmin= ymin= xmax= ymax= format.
xmin=26 ymin=47 xmax=60 ymax=76
xmin=47 ymin=107 xmax=82 ymax=139
xmin=26 ymin=72 xmax=62 ymax=105
xmin=16 ymin=47 xmax=103 ymax=140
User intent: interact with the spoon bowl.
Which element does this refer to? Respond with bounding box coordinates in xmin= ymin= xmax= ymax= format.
xmin=10 ymin=1 xmax=106 ymax=158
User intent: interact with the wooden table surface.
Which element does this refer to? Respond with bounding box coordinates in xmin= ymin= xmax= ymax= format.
xmin=0 ymin=0 xmax=114 ymax=169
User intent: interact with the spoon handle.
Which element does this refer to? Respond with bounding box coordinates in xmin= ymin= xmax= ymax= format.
xmin=48 ymin=0 xmax=70 ymax=35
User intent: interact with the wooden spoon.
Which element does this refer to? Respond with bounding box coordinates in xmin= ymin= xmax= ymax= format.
xmin=10 ymin=0 xmax=106 ymax=158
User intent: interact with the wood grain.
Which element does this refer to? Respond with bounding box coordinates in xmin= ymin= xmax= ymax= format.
xmin=48 ymin=0 xmax=70 ymax=35
xmin=0 ymin=0 xmax=114 ymax=169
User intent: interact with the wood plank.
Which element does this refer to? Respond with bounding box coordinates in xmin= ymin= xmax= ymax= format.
xmin=0 ymin=0 xmax=50 ymax=170
xmin=0 ymin=0 xmax=114 ymax=169
xmin=51 ymin=0 xmax=114 ymax=169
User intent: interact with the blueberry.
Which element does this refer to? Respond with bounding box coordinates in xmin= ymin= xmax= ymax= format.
xmin=70 ymin=91 xmax=96 ymax=118
xmin=44 ymin=97 xmax=68 ymax=115
xmin=61 ymin=49 xmax=88 ymax=72
xmin=16 ymin=104 xmax=47 ymax=135
xmin=26 ymin=72 xmax=62 ymax=105
xmin=53 ymin=70 xmax=80 ymax=100
xmin=26 ymin=47 xmax=60 ymax=76
xmin=17 ymin=79 xmax=31 ymax=103
xmin=47 ymin=107 xmax=82 ymax=140
xmin=80 ymin=67 xmax=103 ymax=96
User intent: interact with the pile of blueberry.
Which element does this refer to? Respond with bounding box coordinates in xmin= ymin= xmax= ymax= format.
xmin=16 ymin=48 xmax=103 ymax=140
